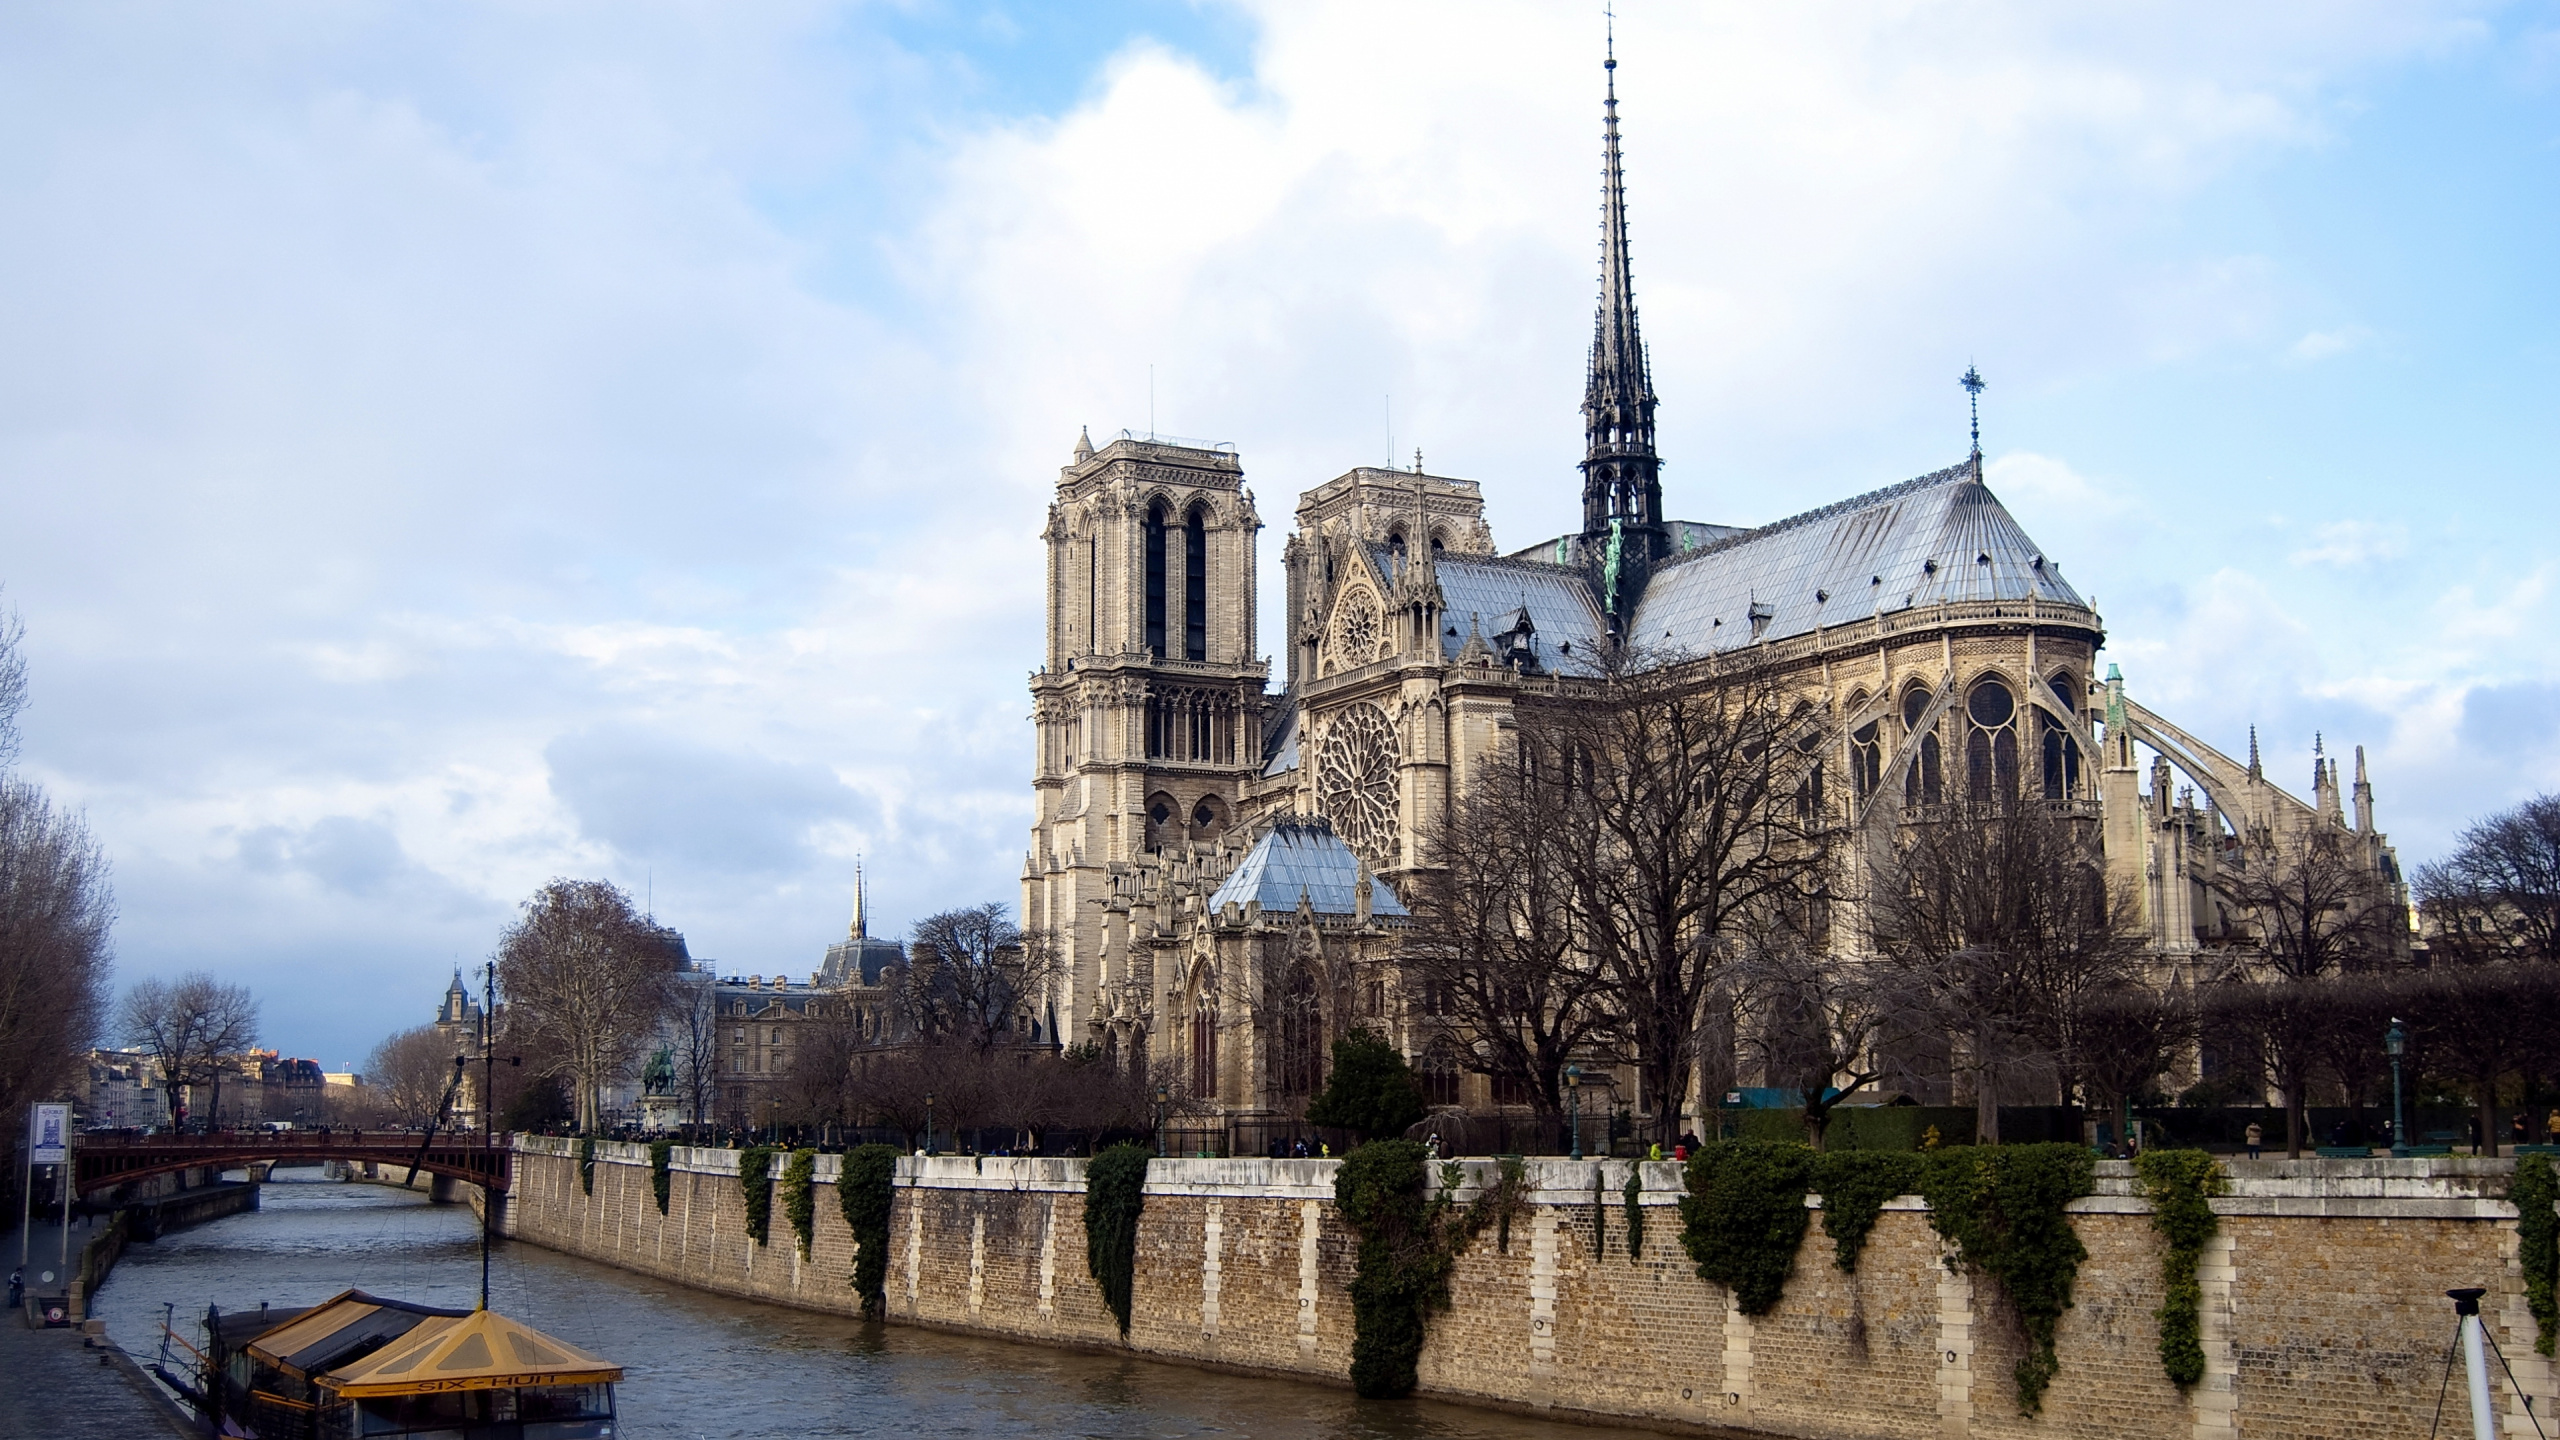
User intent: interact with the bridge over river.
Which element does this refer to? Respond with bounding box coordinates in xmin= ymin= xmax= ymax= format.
xmin=73 ymin=1131 xmax=510 ymax=1197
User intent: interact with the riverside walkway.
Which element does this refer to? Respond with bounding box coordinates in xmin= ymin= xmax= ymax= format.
xmin=8 ymin=1217 xmax=195 ymax=1439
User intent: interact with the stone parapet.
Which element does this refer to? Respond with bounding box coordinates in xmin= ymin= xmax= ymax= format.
xmin=498 ymin=1140 xmax=2556 ymax=1440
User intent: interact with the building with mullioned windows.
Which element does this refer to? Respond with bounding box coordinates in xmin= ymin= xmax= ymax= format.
xmin=1023 ymin=44 xmax=2405 ymax=1132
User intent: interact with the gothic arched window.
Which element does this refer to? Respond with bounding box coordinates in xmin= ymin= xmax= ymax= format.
xmin=1965 ymin=678 xmax=2019 ymax=802
xmin=2041 ymin=714 xmax=2082 ymax=800
xmin=1903 ymin=686 xmax=1942 ymax=806
xmin=1184 ymin=506 xmax=1209 ymax=662
xmin=1420 ymin=1043 xmax=1460 ymax=1109
xmin=1852 ymin=722 xmax=1883 ymax=800
xmin=1190 ymin=989 xmax=1219 ymax=1102
xmin=1278 ymin=963 xmax=1323 ymax=1098
xmin=1143 ymin=503 xmax=1169 ymax=657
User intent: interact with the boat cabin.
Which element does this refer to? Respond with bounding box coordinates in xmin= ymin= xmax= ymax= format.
xmin=209 ymin=1291 xmax=621 ymax=1440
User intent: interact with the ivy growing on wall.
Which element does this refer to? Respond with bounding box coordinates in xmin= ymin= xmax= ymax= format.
xmin=2135 ymin=1149 xmax=2226 ymax=1388
xmin=1623 ymin=1169 xmax=1647 ymax=1263
xmin=738 ymin=1144 xmax=776 ymax=1247
xmin=2515 ymin=1152 xmax=2559 ymax=1357
xmin=839 ymin=1144 xmax=900 ymax=1318
xmin=1337 ymin=1140 xmax=1461 ymax=1398
xmin=1918 ymin=1143 xmax=2096 ymax=1414
xmin=780 ymin=1148 xmax=818 ymax=1260
xmin=1479 ymin=1156 xmax=1527 ymax=1253
xmin=578 ymin=1135 xmax=596 ymax=1196
xmin=1678 ymin=1141 xmax=1814 ymax=1315
xmin=1812 ymin=1150 xmax=1921 ymax=1274
xmin=1590 ymin=1165 xmax=1606 ymax=1257
xmin=649 ymin=1139 xmax=673 ymax=1215
xmin=1085 ymin=1144 xmax=1151 ymax=1337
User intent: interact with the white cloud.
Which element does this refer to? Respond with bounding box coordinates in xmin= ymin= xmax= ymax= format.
xmin=2288 ymin=325 xmax=2373 ymax=362
xmin=2290 ymin=519 xmax=2407 ymax=566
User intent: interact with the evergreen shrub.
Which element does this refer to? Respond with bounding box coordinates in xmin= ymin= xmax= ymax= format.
xmin=1918 ymin=1143 xmax=2095 ymax=1413
xmin=1085 ymin=1144 xmax=1151 ymax=1336
xmin=2135 ymin=1148 xmax=2225 ymax=1387
xmin=1679 ymin=1140 xmax=1814 ymax=1315
xmin=2516 ymin=1153 xmax=2559 ymax=1357
xmin=1812 ymin=1149 xmax=1921 ymax=1274
xmin=780 ymin=1148 xmax=818 ymax=1259
xmin=649 ymin=1139 xmax=673 ymax=1215
xmin=839 ymin=1143 xmax=900 ymax=1318
xmin=738 ymin=1144 xmax=776 ymax=1246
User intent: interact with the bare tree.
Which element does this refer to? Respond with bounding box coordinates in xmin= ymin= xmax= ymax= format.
xmin=775 ymin=998 xmax=865 ymax=1130
xmin=2215 ymin=828 xmax=2401 ymax=1156
xmin=121 ymin=971 xmax=259 ymax=1129
xmin=1729 ymin=925 xmax=1890 ymax=1149
xmin=667 ymin=971 xmax=721 ymax=1128
xmin=1868 ymin=793 xmax=2142 ymax=1141
xmin=895 ymin=904 xmax=1061 ymax=1050
xmin=1404 ymin=745 xmax=1620 ymax=1126
xmin=2075 ymin=973 xmax=2195 ymax=1144
xmin=1528 ymin=655 xmax=1831 ymax=1147
xmin=2417 ymin=793 xmax=2560 ymax=963
xmin=495 ymin=879 xmax=678 ymax=1131
xmin=365 ymin=1024 xmax=462 ymax=1129
xmin=0 ymin=598 xmax=25 ymax=769
xmin=0 ymin=777 xmax=115 ymax=1129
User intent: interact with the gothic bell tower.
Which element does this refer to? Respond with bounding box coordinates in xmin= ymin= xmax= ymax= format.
xmin=1024 ymin=429 xmax=1267 ymax=1047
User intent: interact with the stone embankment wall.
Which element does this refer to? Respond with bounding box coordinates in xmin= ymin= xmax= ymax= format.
xmin=502 ymin=1138 xmax=2552 ymax=1440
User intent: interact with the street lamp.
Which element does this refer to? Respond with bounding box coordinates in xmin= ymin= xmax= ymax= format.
xmin=924 ymin=1094 xmax=935 ymax=1156
xmin=1153 ymin=1084 xmax=1170 ymax=1158
xmin=2386 ymin=1020 xmax=2409 ymax=1158
xmin=1564 ymin=1065 xmax=1584 ymax=1161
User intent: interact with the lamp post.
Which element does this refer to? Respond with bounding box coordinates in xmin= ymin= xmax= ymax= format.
xmin=1565 ymin=1065 xmax=1584 ymax=1161
xmin=924 ymin=1094 xmax=935 ymax=1156
xmin=1154 ymin=1084 xmax=1170 ymax=1158
xmin=2386 ymin=1020 xmax=2409 ymax=1158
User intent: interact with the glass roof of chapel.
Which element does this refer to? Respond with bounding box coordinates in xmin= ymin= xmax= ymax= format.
xmin=1208 ymin=821 xmax=1408 ymax=918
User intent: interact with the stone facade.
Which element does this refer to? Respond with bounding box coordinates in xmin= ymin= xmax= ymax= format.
xmin=1018 ymin=54 xmax=2409 ymax=1127
xmin=503 ymin=1140 xmax=2553 ymax=1440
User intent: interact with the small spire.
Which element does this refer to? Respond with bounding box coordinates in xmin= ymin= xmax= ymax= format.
xmin=2247 ymin=725 xmax=2262 ymax=779
xmin=1412 ymin=447 xmax=1424 ymax=474
xmin=1072 ymin=426 xmax=1095 ymax=462
xmin=2354 ymin=744 xmax=2368 ymax=784
xmin=1960 ymin=365 xmax=1986 ymax=460
xmin=849 ymin=859 xmax=867 ymax=942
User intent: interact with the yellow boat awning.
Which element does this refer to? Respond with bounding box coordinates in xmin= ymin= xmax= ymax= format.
xmin=317 ymin=1308 xmax=622 ymax=1399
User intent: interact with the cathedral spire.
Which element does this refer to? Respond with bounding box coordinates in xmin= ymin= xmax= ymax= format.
xmin=1580 ymin=16 xmax=1663 ymax=586
xmin=849 ymin=860 xmax=867 ymax=942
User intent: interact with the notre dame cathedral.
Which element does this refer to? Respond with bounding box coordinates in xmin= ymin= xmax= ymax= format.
xmin=1020 ymin=49 xmax=2405 ymax=1128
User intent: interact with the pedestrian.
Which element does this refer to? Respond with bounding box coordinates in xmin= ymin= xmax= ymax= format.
xmin=2547 ymin=1110 xmax=2560 ymax=1146
xmin=7 ymin=1267 xmax=20 ymax=1310
xmin=2515 ymin=1113 xmax=2530 ymax=1149
xmin=1679 ymin=1130 xmax=1702 ymax=1154
xmin=1647 ymin=1141 xmax=1663 ymax=1161
xmin=2244 ymin=1121 xmax=2263 ymax=1160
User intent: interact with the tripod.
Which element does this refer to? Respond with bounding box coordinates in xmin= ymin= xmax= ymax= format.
xmin=2431 ymin=1287 xmax=2546 ymax=1440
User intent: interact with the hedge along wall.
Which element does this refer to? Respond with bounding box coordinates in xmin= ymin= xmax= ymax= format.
xmin=500 ymin=1140 xmax=2558 ymax=1440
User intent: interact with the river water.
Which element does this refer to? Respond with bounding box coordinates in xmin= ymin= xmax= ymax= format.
xmin=93 ymin=1169 xmax=1662 ymax=1440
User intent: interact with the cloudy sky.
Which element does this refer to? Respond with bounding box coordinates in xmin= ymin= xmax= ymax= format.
xmin=3 ymin=2 xmax=2555 ymax=1066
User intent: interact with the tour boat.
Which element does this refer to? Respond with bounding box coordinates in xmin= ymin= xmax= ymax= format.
xmin=175 ymin=1288 xmax=621 ymax=1439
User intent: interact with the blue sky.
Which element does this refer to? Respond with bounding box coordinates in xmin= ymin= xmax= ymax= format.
xmin=2 ymin=1 xmax=2555 ymax=1066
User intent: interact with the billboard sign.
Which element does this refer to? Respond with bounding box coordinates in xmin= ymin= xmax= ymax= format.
xmin=29 ymin=1103 xmax=69 ymax=1165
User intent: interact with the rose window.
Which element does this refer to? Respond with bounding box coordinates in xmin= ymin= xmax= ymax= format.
xmin=1329 ymin=591 xmax=1381 ymax=672
xmin=1316 ymin=702 xmax=1400 ymax=866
